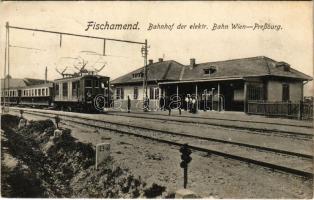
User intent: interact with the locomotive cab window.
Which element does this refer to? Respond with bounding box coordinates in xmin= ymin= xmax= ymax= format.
xmin=94 ymin=80 xmax=100 ymax=88
xmin=101 ymin=80 xmax=108 ymax=89
xmin=85 ymin=80 xmax=92 ymax=88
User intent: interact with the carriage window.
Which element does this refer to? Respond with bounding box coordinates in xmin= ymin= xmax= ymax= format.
xmin=85 ymin=80 xmax=92 ymax=88
xmin=38 ymin=89 xmax=42 ymax=96
xmin=42 ymin=88 xmax=45 ymax=96
xmin=63 ymin=83 xmax=68 ymax=97
xmin=46 ymin=88 xmax=49 ymax=96
xmin=55 ymin=84 xmax=59 ymax=96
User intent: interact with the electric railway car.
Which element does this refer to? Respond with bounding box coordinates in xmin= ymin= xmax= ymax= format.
xmin=1 ymin=74 xmax=110 ymax=112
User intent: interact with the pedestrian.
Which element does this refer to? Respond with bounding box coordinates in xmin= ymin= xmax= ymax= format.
xmin=185 ymin=95 xmax=189 ymax=111
xmin=191 ymin=97 xmax=196 ymax=114
xmin=127 ymin=95 xmax=131 ymax=113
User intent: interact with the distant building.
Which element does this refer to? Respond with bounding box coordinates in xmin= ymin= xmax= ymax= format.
xmin=111 ymin=56 xmax=313 ymax=112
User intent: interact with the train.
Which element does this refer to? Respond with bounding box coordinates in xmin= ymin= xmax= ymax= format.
xmin=1 ymin=72 xmax=110 ymax=112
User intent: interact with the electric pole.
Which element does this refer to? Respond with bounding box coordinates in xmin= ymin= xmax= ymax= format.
xmin=141 ymin=39 xmax=148 ymax=111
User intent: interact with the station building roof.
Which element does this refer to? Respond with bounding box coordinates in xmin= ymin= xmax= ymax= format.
xmin=111 ymin=56 xmax=312 ymax=86
xmin=181 ymin=56 xmax=312 ymax=82
xmin=111 ymin=60 xmax=184 ymax=85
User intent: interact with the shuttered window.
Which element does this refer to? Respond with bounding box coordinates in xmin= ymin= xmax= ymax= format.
xmin=282 ymin=84 xmax=290 ymax=101
xmin=134 ymin=87 xmax=138 ymax=99
xmin=116 ymin=88 xmax=124 ymax=100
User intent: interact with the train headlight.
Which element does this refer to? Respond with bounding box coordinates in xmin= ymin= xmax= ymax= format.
xmin=86 ymin=91 xmax=92 ymax=98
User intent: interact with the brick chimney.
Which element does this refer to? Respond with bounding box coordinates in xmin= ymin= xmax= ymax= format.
xmin=190 ymin=58 xmax=196 ymax=68
xmin=158 ymin=58 xmax=163 ymax=62
xmin=148 ymin=59 xmax=153 ymax=65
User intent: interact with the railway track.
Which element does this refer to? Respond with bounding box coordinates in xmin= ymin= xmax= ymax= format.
xmin=108 ymin=112 xmax=313 ymax=140
xmin=9 ymin=108 xmax=313 ymax=179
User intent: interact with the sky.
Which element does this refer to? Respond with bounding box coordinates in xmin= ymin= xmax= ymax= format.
xmin=0 ymin=1 xmax=313 ymax=95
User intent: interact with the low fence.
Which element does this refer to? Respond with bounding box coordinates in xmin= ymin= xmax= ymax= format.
xmin=247 ymin=101 xmax=313 ymax=120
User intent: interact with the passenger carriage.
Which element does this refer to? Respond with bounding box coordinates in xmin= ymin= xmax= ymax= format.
xmin=19 ymin=83 xmax=53 ymax=107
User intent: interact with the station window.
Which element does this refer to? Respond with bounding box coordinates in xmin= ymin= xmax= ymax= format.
xmin=149 ymin=87 xmax=159 ymax=100
xmin=248 ymin=86 xmax=263 ymax=100
xmin=116 ymin=88 xmax=124 ymax=100
xmin=282 ymin=83 xmax=290 ymax=102
xmin=132 ymin=72 xmax=143 ymax=79
xmin=134 ymin=87 xmax=138 ymax=99
xmin=55 ymin=84 xmax=59 ymax=96
xmin=63 ymin=83 xmax=68 ymax=97
xmin=203 ymin=66 xmax=216 ymax=75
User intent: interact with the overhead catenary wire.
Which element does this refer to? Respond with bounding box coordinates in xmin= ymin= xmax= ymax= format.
xmin=8 ymin=25 xmax=145 ymax=45
xmin=5 ymin=23 xmax=149 ymax=110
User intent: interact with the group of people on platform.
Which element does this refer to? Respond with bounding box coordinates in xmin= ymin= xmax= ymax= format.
xmin=126 ymin=94 xmax=198 ymax=115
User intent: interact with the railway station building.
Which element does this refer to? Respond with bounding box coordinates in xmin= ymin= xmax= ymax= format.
xmin=111 ymin=56 xmax=312 ymax=114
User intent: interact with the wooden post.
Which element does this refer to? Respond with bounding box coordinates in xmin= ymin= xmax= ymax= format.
xmin=244 ymin=82 xmax=248 ymax=113
xmin=177 ymin=84 xmax=179 ymax=109
xmin=298 ymin=100 xmax=303 ymax=120
xmin=195 ymin=84 xmax=198 ymax=113
xmin=217 ymin=83 xmax=220 ymax=112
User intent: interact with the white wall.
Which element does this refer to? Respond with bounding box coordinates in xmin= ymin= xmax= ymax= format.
xmin=267 ymin=80 xmax=283 ymax=101
xmin=289 ymin=82 xmax=303 ymax=102
xmin=267 ymin=80 xmax=303 ymax=102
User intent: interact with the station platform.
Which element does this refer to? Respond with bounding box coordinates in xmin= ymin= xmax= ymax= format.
xmin=108 ymin=108 xmax=313 ymax=128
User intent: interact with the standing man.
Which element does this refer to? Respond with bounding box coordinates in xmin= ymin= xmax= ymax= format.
xmin=191 ymin=97 xmax=196 ymax=114
xmin=185 ymin=95 xmax=189 ymax=111
xmin=127 ymin=95 xmax=131 ymax=113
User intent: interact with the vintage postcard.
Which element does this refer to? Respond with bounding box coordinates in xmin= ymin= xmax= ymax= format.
xmin=0 ymin=1 xmax=313 ymax=198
